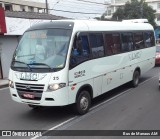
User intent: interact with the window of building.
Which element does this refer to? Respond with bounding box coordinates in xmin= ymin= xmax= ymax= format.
xmin=157 ymin=3 xmax=160 ymax=9
xmin=28 ymin=6 xmax=34 ymax=12
xmin=0 ymin=3 xmax=2 ymax=7
xmin=5 ymin=4 xmax=12 ymax=11
xmin=38 ymin=8 xmax=45 ymax=13
xmin=121 ymin=32 xmax=134 ymax=52
xmin=89 ymin=33 xmax=104 ymax=58
xmin=106 ymin=8 xmax=112 ymax=16
xmin=157 ymin=15 xmax=160 ymax=21
xmin=133 ymin=32 xmax=144 ymax=50
xmin=20 ymin=5 xmax=25 ymax=11
xmin=108 ymin=9 xmax=112 ymax=16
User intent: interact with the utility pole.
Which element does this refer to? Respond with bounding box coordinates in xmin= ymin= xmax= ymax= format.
xmin=140 ymin=0 xmax=143 ymax=18
xmin=140 ymin=4 xmax=143 ymax=18
xmin=45 ymin=0 xmax=48 ymax=14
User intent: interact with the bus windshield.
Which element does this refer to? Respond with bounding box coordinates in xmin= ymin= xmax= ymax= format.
xmin=11 ymin=29 xmax=71 ymax=72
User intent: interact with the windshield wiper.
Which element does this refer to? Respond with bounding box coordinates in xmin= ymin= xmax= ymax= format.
xmin=28 ymin=63 xmax=53 ymax=71
xmin=12 ymin=60 xmax=32 ymax=71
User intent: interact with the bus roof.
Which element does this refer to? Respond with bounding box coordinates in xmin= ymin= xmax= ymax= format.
xmin=122 ymin=19 xmax=149 ymax=23
xmin=27 ymin=20 xmax=154 ymax=32
xmin=27 ymin=21 xmax=74 ymax=31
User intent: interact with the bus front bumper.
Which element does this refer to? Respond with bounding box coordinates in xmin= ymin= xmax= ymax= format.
xmin=9 ymin=87 xmax=69 ymax=106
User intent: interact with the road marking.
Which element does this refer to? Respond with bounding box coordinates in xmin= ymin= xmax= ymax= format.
xmin=31 ymin=75 xmax=158 ymax=139
xmin=139 ymin=75 xmax=157 ymax=86
xmin=55 ymin=75 xmax=158 ymax=131
xmin=31 ymin=117 xmax=77 ymax=139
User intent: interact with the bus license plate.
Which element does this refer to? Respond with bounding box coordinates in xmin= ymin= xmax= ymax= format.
xmin=23 ymin=93 xmax=34 ymax=99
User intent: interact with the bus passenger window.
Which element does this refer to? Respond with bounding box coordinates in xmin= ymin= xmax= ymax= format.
xmin=144 ymin=31 xmax=154 ymax=47
xmin=112 ymin=33 xmax=121 ymax=54
xmin=104 ymin=33 xmax=121 ymax=55
xmin=70 ymin=35 xmax=90 ymax=67
xmin=121 ymin=33 xmax=133 ymax=52
xmin=104 ymin=34 xmax=114 ymax=55
xmin=134 ymin=32 xmax=144 ymax=50
xmin=89 ymin=33 xmax=104 ymax=58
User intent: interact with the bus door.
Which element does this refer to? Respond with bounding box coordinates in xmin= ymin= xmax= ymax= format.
xmin=69 ymin=33 xmax=91 ymax=96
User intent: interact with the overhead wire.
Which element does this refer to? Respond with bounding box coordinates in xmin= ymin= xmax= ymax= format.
xmin=52 ymin=2 xmax=105 ymax=12
xmin=49 ymin=0 xmax=107 ymax=15
xmin=50 ymin=9 xmax=103 ymax=14
xmin=65 ymin=0 xmax=110 ymax=5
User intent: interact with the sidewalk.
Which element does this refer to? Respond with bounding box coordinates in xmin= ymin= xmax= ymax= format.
xmin=0 ymin=79 xmax=8 ymax=88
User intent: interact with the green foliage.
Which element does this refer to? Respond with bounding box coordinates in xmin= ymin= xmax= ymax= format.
xmin=103 ymin=0 xmax=156 ymax=27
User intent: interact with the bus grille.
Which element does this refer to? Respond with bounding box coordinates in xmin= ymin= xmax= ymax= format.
xmin=15 ymin=82 xmax=45 ymax=100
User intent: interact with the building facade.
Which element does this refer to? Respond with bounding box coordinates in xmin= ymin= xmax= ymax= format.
xmin=105 ymin=0 xmax=129 ymax=19
xmin=0 ymin=1 xmax=66 ymax=79
xmin=145 ymin=0 xmax=160 ymax=25
xmin=105 ymin=0 xmax=160 ymax=26
xmin=0 ymin=0 xmax=46 ymax=13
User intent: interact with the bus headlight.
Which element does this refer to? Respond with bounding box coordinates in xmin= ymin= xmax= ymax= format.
xmin=9 ymin=80 xmax=14 ymax=88
xmin=48 ymin=83 xmax=66 ymax=91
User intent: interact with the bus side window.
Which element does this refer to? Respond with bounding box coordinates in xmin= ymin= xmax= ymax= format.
xmin=70 ymin=35 xmax=90 ymax=68
xmin=133 ymin=32 xmax=144 ymax=50
xmin=121 ymin=33 xmax=133 ymax=52
xmin=112 ymin=33 xmax=121 ymax=54
xmin=104 ymin=33 xmax=121 ymax=55
xmin=89 ymin=33 xmax=104 ymax=58
xmin=104 ymin=34 xmax=114 ymax=56
xmin=144 ymin=31 xmax=154 ymax=47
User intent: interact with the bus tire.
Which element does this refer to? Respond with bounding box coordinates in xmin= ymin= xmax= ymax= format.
xmin=75 ymin=90 xmax=91 ymax=115
xmin=131 ymin=70 xmax=140 ymax=87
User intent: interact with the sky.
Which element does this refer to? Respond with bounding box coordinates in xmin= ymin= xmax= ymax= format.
xmin=25 ymin=0 xmax=111 ymax=19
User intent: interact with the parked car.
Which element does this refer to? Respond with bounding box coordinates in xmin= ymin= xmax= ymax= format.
xmin=156 ymin=45 xmax=160 ymax=65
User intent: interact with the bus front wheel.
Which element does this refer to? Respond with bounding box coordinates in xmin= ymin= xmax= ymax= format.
xmin=75 ymin=90 xmax=91 ymax=115
xmin=131 ymin=70 xmax=140 ymax=87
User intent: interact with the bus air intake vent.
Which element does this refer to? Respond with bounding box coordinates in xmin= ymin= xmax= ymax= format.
xmin=15 ymin=82 xmax=45 ymax=100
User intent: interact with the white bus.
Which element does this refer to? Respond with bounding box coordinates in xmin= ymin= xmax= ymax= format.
xmin=9 ymin=20 xmax=155 ymax=115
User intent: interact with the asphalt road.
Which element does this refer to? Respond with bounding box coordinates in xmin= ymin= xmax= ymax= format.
xmin=0 ymin=67 xmax=160 ymax=139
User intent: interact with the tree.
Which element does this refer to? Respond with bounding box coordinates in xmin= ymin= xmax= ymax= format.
xmin=95 ymin=14 xmax=109 ymax=21
xmin=104 ymin=0 xmax=156 ymax=27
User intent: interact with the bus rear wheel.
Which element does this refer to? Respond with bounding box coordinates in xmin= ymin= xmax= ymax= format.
xmin=131 ymin=70 xmax=140 ymax=87
xmin=75 ymin=90 xmax=91 ymax=115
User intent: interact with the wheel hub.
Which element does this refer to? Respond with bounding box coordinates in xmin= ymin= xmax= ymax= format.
xmin=80 ymin=96 xmax=88 ymax=110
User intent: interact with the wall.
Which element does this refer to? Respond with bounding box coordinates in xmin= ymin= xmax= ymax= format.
xmin=0 ymin=17 xmax=51 ymax=79
xmin=0 ymin=0 xmax=46 ymax=8
xmin=0 ymin=36 xmax=18 ymax=78
xmin=12 ymin=5 xmax=21 ymax=11
xmin=5 ymin=17 xmax=49 ymax=35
